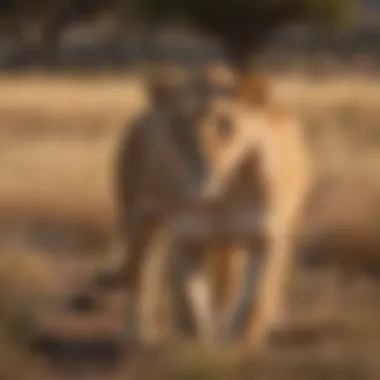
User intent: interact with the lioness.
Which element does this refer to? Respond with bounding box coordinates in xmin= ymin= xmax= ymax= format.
xmin=97 ymin=64 xmax=249 ymax=343
xmin=166 ymin=74 xmax=313 ymax=348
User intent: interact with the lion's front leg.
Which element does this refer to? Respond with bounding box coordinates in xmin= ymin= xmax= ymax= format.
xmin=166 ymin=237 xmax=211 ymax=341
xmin=246 ymin=225 xmax=295 ymax=350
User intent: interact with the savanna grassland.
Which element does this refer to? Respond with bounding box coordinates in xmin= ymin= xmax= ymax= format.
xmin=1 ymin=72 xmax=380 ymax=380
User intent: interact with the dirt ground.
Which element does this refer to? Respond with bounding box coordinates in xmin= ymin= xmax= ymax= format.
xmin=1 ymin=73 xmax=380 ymax=379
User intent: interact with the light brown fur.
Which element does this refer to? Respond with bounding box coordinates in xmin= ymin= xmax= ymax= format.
xmin=97 ymin=69 xmax=312 ymax=347
xmin=100 ymin=72 xmax=215 ymax=342
xmin=98 ymin=66 xmax=255 ymax=343
xmin=165 ymin=194 xmax=266 ymax=343
xmin=171 ymin=73 xmax=314 ymax=348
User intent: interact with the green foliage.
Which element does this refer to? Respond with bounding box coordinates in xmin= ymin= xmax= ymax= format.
xmin=136 ymin=0 xmax=356 ymax=33
xmin=296 ymin=0 xmax=357 ymax=29
xmin=0 ymin=0 xmax=358 ymax=36
xmin=0 ymin=0 xmax=358 ymax=69
xmin=135 ymin=0 xmax=358 ymax=67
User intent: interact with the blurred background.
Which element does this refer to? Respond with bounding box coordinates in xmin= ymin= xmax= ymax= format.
xmin=1 ymin=0 xmax=380 ymax=379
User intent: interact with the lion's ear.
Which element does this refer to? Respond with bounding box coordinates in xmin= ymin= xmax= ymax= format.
xmin=203 ymin=63 xmax=237 ymax=88
xmin=147 ymin=78 xmax=181 ymax=106
xmin=146 ymin=65 xmax=190 ymax=107
xmin=235 ymin=74 xmax=272 ymax=107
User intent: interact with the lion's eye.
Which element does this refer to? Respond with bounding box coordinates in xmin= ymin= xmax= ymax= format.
xmin=217 ymin=115 xmax=234 ymax=141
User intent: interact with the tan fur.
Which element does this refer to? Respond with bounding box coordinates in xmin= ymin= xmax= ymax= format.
xmin=158 ymin=74 xmax=312 ymax=346
xmin=102 ymin=70 xmax=312 ymax=347
xmin=191 ymin=74 xmax=314 ymax=348
xmin=235 ymin=74 xmax=273 ymax=108
xmin=145 ymin=65 xmax=190 ymax=106
xmin=106 ymin=69 xmax=264 ymax=344
xmin=203 ymin=63 xmax=238 ymax=89
xmin=166 ymin=193 xmax=267 ymax=343
xmin=108 ymin=75 xmax=211 ymax=342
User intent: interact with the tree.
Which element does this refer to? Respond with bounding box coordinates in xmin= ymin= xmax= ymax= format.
xmin=0 ymin=0 xmax=74 ymax=68
xmin=134 ymin=0 xmax=358 ymax=72
xmin=0 ymin=0 xmax=128 ymax=69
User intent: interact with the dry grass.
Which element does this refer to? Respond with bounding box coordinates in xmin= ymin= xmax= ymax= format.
xmin=274 ymin=74 xmax=380 ymax=108
xmin=1 ymin=73 xmax=380 ymax=378
xmin=1 ymin=74 xmax=380 ymax=223
xmin=128 ymin=342 xmax=379 ymax=380
xmin=0 ymin=74 xmax=145 ymax=120
xmin=0 ymin=248 xmax=55 ymax=378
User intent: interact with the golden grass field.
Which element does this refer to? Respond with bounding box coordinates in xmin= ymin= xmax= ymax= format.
xmin=1 ymin=73 xmax=380 ymax=379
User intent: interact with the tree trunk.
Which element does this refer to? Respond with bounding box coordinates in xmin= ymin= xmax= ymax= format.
xmin=38 ymin=22 xmax=62 ymax=70
xmin=224 ymin=41 xmax=255 ymax=75
xmin=221 ymin=4 xmax=296 ymax=75
xmin=36 ymin=6 xmax=74 ymax=70
xmin=223 ymin=32 xmax=268 ymax=76
xmin=110 ymin=2 xmax=137 ymax=71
